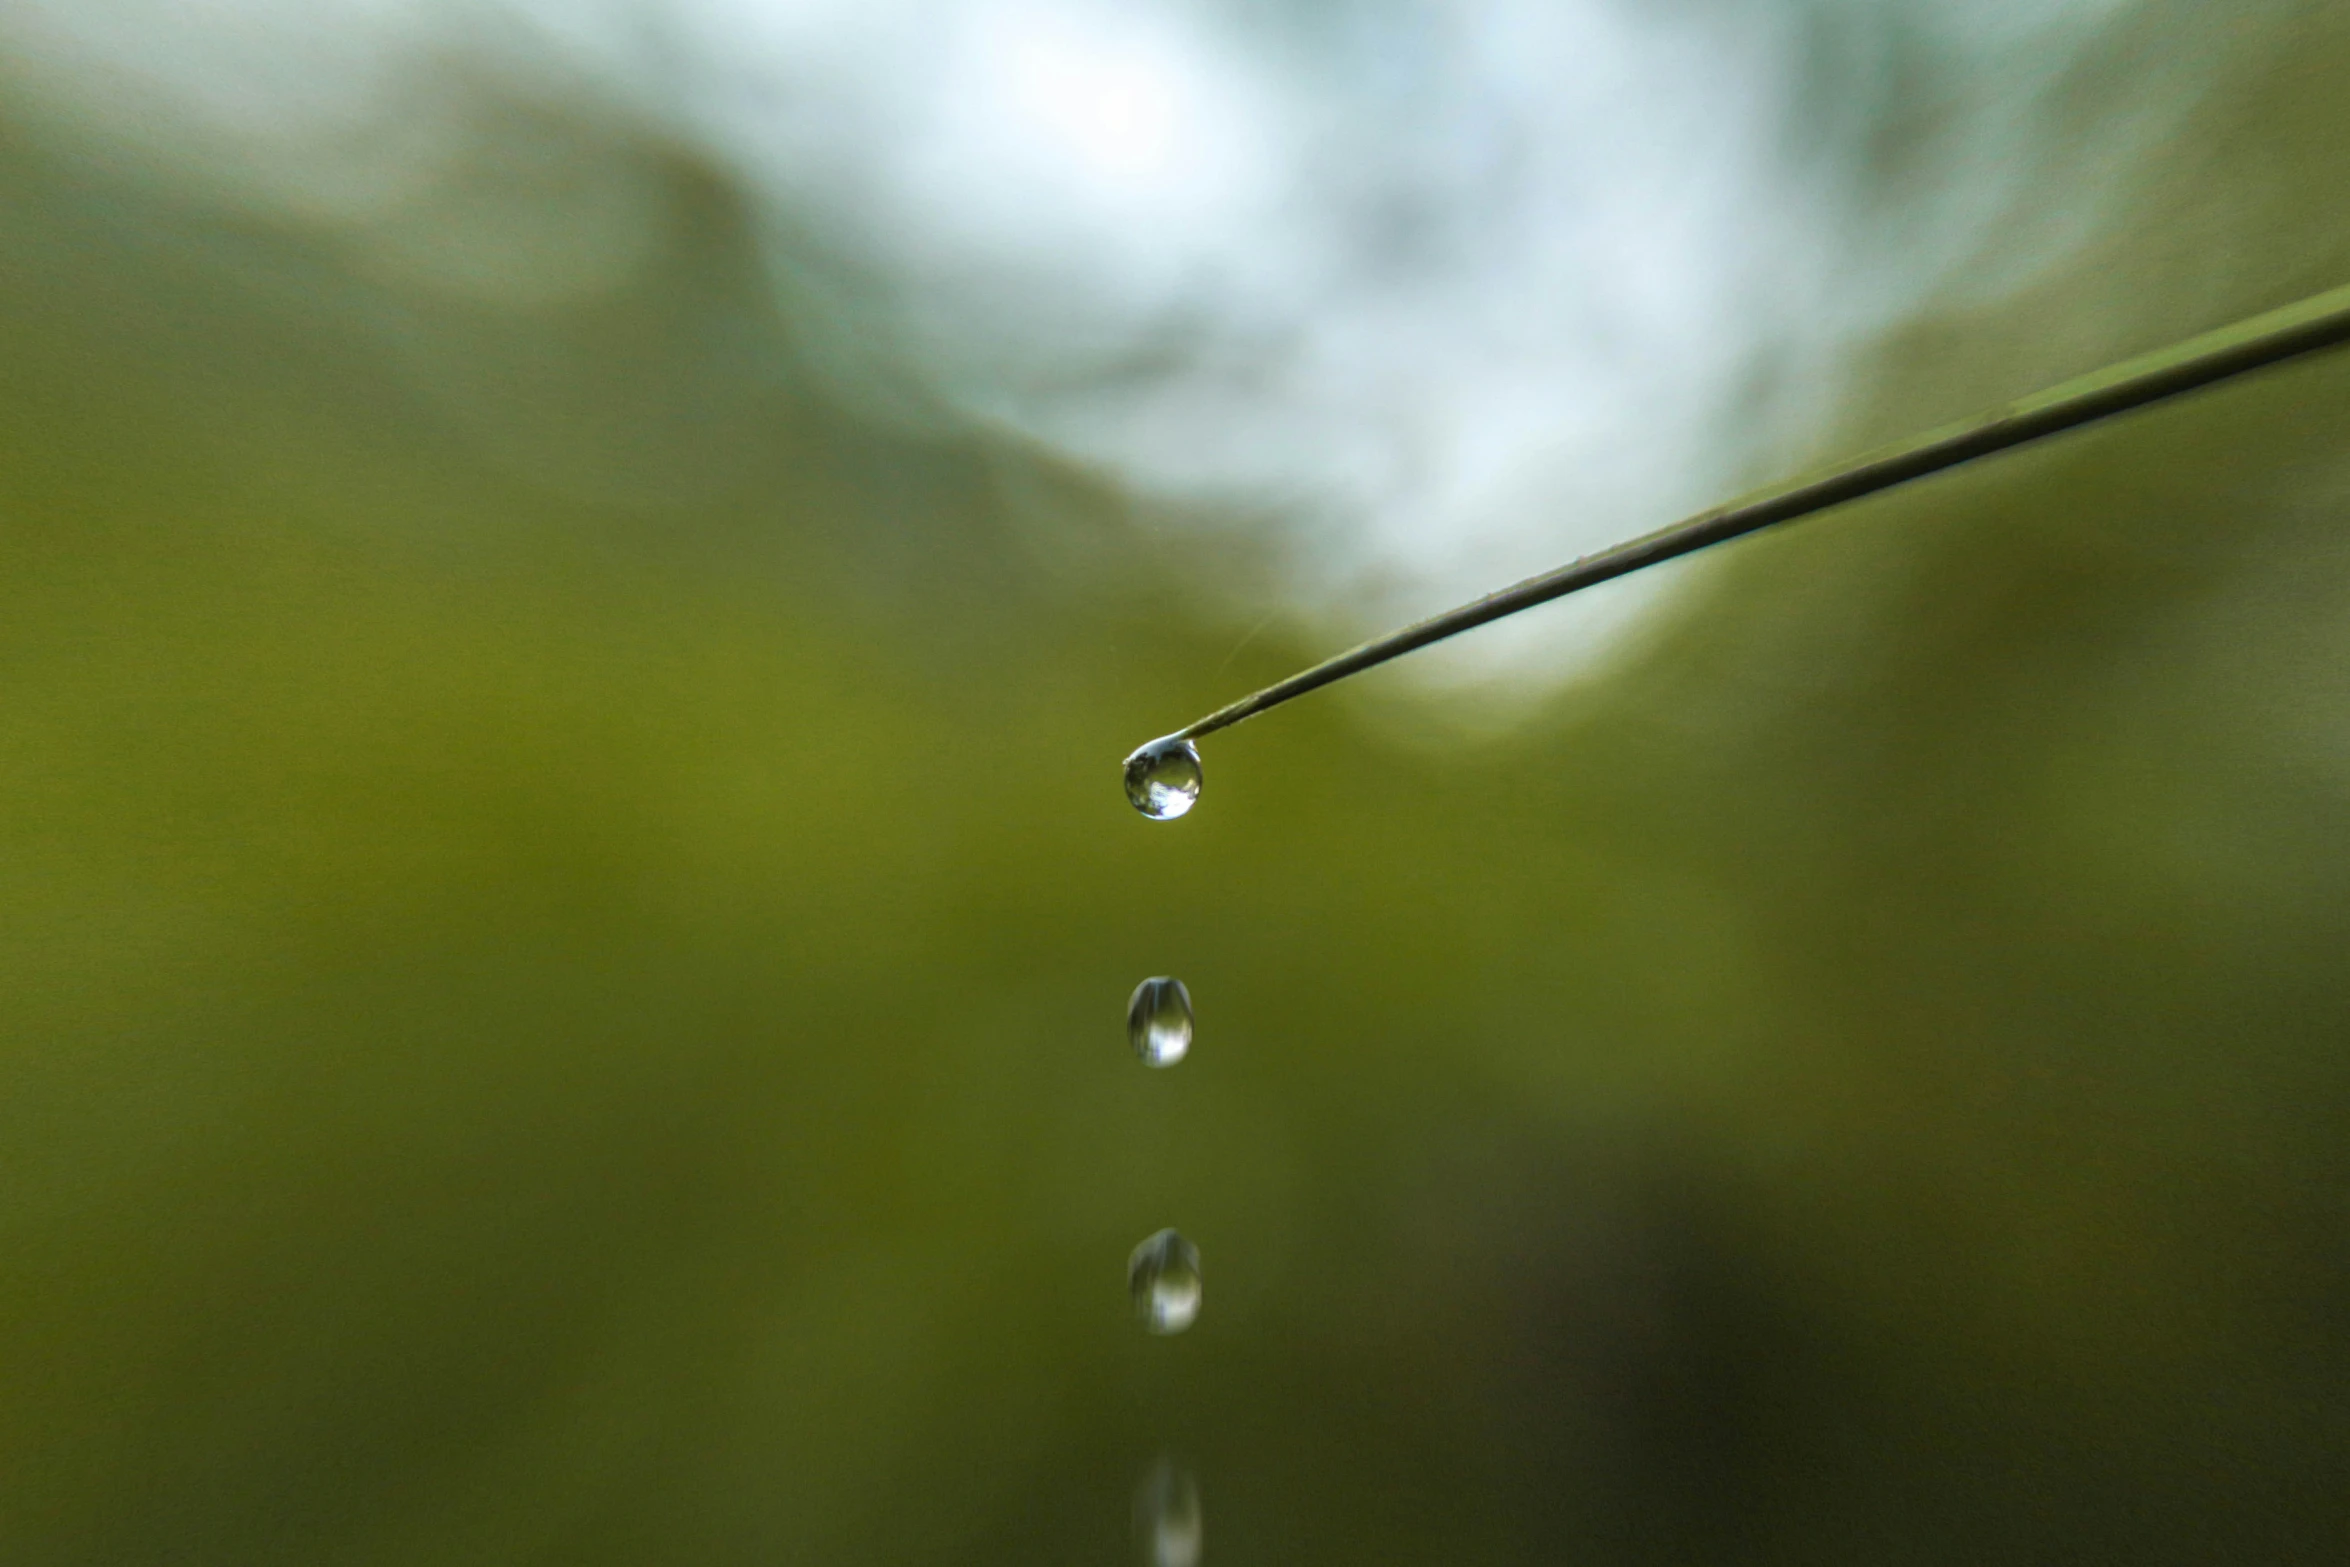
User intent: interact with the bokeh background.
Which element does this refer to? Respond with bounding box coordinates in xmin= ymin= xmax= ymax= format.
xmin=4 ymin=1 xmax=2350 ymax=1562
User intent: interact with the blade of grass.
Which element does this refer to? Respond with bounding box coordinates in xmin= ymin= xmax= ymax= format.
xmin=1163 ymin=282 xmax=2350 ymax=744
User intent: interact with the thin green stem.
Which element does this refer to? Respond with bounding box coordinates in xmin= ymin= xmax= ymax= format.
xmin=1166 ymin=281 xmax=2350 ymax=744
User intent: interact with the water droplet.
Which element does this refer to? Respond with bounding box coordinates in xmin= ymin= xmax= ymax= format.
xmin=1128 ymin=1228 xmax=1202 ymax=1334
xmin=1133 ymin=1458 xmax=1203 ymax=1567
xmin=1123 ymin=736 xmax=1202 ymax=821
xmin=1127 ymin=977 xmax=1194 ymax=1067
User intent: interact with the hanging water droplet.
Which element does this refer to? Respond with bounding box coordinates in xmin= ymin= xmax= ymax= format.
xmin=1123 ymin=736 xmax=1202 ymax=821
xmin=1127 ymin=977 xmax=1194 ymax=1067
xmin=1128 ymin=1228 xmax=1202 ymax=1334
xmin=1133 ymin=1458 xmax=1203 ymax=1567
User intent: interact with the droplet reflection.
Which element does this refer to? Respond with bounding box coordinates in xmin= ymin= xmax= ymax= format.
xmin=1123 ymin=736 xmax=1203 ymax=820
xmin=1127 ymin=977 xmax=1194 ymax=1067
xmin=1133 ymin=1457 xmax=1203 ymax=1567
xmin=1128 ymin=1228 xmax=1202 ymax=1334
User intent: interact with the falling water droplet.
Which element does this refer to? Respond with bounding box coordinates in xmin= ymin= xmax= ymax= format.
xmin=1123 ymin=736 xmax=1202 ymax=821
xmin=1127 ymin=977 xmax=1194 ymax=1068
xmin=1133 ymin=1458 xmax=1203 ymax=1567
xmin=1128 ymin=1228 xmax=1203 ymax=1334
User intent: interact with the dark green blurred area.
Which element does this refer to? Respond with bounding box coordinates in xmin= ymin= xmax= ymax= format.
xmin=6 ymin=8 xmax=2350 ymax=1564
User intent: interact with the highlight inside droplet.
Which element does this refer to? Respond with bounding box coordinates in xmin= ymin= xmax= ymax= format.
xmin=1133 ymin=1457 xmax=1203 ymax=1567
xmin=1123 ymin=735 xmax=1202 ymax=820
xmin=1127 ymin=976 xmax=1194 ymax=1067
xmin=1127 ymin=1228 xmax=1202 ymax=1334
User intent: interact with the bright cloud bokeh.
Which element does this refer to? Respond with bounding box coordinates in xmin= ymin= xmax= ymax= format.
xmin=0 ymin=0 xmax=2157 ymax=689
xmin=969 ymin=4 xmax=1220 ymax=195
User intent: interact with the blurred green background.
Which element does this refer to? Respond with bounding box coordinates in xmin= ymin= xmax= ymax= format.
xmin=5 ymin=2 xmax=2350 ymax=1563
